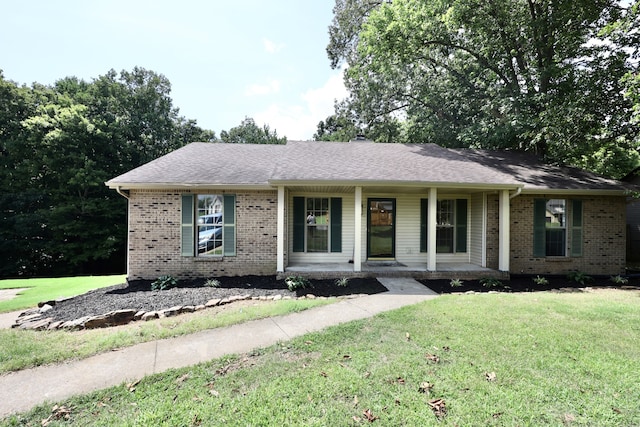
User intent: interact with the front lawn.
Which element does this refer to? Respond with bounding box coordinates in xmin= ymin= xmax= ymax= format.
xmin=4 ymin=288 xmax=639 ymax=426
xmin=0 ymin=275 xmax=126 ymax=313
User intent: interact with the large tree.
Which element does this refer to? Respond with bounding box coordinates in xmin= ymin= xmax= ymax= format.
xmin=219 ymin=117 xmax=286 ymax=144
xmin=325 ymin=0 xmax=639 ymax=177
xmin=0 ymin=68 xmax=214 ymax=277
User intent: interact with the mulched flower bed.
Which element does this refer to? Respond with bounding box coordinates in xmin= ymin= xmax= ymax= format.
xmin=42 ymin=276 xmax=388 ymax=323
xmin=419 ymin=274 xmax=640 ymax=294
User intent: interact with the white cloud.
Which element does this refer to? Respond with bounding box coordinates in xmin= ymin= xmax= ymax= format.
xmin=253 ymin=67 xmax=349 ymax=140
xmin=263 ymin=38 xmax=284 ymax=54
xmin=244 ymin=79 xmax=281 ymax=96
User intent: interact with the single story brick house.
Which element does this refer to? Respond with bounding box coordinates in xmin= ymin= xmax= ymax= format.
xmin=106 ymin=141 xmax=629 ymax=280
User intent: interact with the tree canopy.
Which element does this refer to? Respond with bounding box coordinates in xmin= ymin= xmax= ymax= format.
xmin=220 ymin=117 xmax=287 ymax=145
xmin=0 ymin=68 xmax=214 ymax=277
xmin=322 ymin=0 xmax=640 ymax=178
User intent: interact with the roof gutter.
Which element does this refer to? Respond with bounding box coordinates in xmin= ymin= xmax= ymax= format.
xmin=115 ymin=186 xmax=130 ymax=200
xmin=509 ymin=186 xmax=523 ymax=199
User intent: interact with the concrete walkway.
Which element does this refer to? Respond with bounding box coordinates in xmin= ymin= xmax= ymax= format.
xmin=0 ymin=278 xmax=437 ymax=418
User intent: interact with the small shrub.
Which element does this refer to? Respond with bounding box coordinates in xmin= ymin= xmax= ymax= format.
xmin=151 ymin=275 xmax=178 ymax=291
xmin=533 ymin=275 xmax=549 ymax=286
xmin=567 ymin=271 xmax=593 ymax=285
xmin=609 ymin=275 xmax=628 ymax=285
xmin=449 ymin=278 xmax=464 ymax=288
xmin=285 ymin=275 xmax=309 ymax=291
xmin=480 ymin=277 xmax=502 ymax=289
xmin=335 ymin=277 xmax=350 ymax=287
xmin=204 ymin=278 xmax=221 ymax=288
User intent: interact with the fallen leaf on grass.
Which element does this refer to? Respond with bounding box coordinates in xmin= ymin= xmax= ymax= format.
xmin=343 ymin=354 xmax=352 ymax=360
xmin=396 ymin=377 xmax=406 ymax=385
xmin=320 ymin=371 xmax=328 ymax=377
xmin=209 ymin=389 xmax=220 ymax=397
xmin=305 ymin=340 xmax=313 ymax=345
xmin=42 ymin=405 xmax=71 ymax=426
xmin=442 ymin=346 xmax=451 ymax=351
xmin=126 ymin=379 xmax=140 ymax=392
xmin=425 ymin=353 xmax=440 ymax=363
xmin=175 ymin=373 xmax=190 ymax=384
xmin=418 ymin=382 xmax=434 ymax=394
xmin=405 ymin=332 xmax=411 ymax=341
xmin=353 ymin=395 xmax=359 ymax=407
xmin=363 ymin=372 xmax=371 ymax=379
xmin=428 ymin=398 xmax=447 ymax=419
xmin=362 ymin=408 xmax=379 ymax=422
xmin=485 ymin=372 xmax=497 ymax=382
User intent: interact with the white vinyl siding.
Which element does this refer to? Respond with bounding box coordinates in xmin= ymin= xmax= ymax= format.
xmin=288 ymin=193 xmax=355 ymax=263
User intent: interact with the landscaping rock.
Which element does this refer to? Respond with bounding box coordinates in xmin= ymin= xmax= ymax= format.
xmin=83 ymin=310 xmax=137 ymax=329
xmin=39 ymin=304 xmax=54 ymax=314
xmin=142 ymin=311 xmax=159 ymax=321
xmin=205 ymin=298 xmax=222 ymax=307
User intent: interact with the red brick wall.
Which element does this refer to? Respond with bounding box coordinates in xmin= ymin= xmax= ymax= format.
xmin=509 ymin=195 xmax=626 ymax=276
xmin=127 ymin=189 xmax=278 ymax=280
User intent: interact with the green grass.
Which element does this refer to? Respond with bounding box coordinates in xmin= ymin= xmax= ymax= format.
xmin=0 ymin=275 xmax=126 ymax=313
xmin=3 ymin=289 xmax=639 ymax=426
xmin=0 ymin=298 xmax=332 ymax=374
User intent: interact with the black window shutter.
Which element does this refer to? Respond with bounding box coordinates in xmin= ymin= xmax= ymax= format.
xmin=533 ymin=199 xmax=547 ymax=257
xmin=181 ymin=194 xmax=194 ymax=256
xmin=330 ymin=197 xmax=342 ymax=252
xmin=293 ymin=197 xmax=305 ymax=252
xmin=223 ymin=194 xmax=236 ymax=256
xmin=571 ymin=200 xmax=583 ymax=257
xmin=455 ymin=199 xmax=467 ymax=253
xmin=420 ymin=198 xmax=428 ymax=252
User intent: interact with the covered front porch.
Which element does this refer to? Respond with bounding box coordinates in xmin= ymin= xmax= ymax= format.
xmin=275 ymin=184 xmax=517 ymax=279
xmin=278 ymin=261 xmax=509 ymax=281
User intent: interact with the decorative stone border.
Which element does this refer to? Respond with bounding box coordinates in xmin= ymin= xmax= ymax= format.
xmin=11 ymin=293 xmax=365 ymax=331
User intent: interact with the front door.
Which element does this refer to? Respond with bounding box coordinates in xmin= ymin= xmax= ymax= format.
xmin=367 ymin=198 xmax=395 ymax=259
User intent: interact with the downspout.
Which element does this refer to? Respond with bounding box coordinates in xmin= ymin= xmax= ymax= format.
xmin=115 ymin=186 xmax=130 ymax=200
xmin=509 ymin=186 xmax=522 ymax=199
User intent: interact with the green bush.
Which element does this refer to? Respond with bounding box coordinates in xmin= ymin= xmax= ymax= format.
xmin=285 ymin=275 xmax=309 ymax=291
xmin=533 ymin=275 xmax=549 ymax=286
xmin=609 ymin=275 xmax=628 ymax=285
xmin=567 ymin=271 xmax=593 ymax=285
xmin=335 ymin=277 xmax=350 ymax=287
xmin=480 ymin=277 xmax=502 ymax=289
xmin=151 ymin=275 xmax=178 ymax=291
xmin=204 ymin=278 xmax=221 ymax=288
xmin=449 ymin=278 xmax=464 ymax=288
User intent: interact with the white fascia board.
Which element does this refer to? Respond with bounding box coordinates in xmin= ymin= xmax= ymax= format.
xmin=520 ymin=188 xmax=627 ymax=196
xmin=105 ymin=182 xmax=273 ymax=191
xmin=268 ymin=179 xmax=521 ymax=191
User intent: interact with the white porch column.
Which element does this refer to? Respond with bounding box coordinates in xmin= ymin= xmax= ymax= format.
xmin=353 ymin=186 xmax=362 ymax=272
xmin=427 ymin=187 xmax=437 ymax=271
xmin=276 ymin=186 xmax=285 ymax=273
xmin=498 ymin=189 xmax=510 ymax=272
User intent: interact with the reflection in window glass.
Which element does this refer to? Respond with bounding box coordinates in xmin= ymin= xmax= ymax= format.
xmin=306 ymin=198 xmax=329 ymax=252
xmin=545 ymin=199 xmax=566 ymax=256
xmin=436 ymin=200 xmax=454 ymax=253
xmin=197 ymin=194 xmax=223 ymax=256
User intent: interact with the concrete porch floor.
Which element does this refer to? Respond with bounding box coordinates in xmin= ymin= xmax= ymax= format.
xmin=280 ymin=262 xmax=508 ymax=280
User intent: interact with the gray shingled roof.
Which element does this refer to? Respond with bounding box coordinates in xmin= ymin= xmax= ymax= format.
xmin=106 ymin=141 xmax=626 ymax=192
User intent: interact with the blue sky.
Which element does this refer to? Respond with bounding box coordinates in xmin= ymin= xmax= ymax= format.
xmin=0 ymin=0 xmax=348 ymax=140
